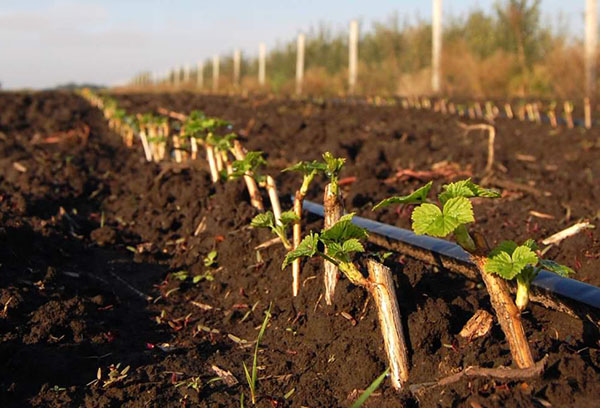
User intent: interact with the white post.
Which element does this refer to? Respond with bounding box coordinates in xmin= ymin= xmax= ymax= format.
xmin=258 ymin=42 xmax=266 ymax=87
xmin=296 ymin=33 xmax=305 ymax=95
xmin=432 ymin=0 xmax=443 ymax=94
xmin=196 ymin=61 xmax=204 ymax=89
xmin=585 ymin=0 xmax=597 ymax=99
xmin=348 ymin=20 xmax=359 ymax=94
xmin=213 ymin=55 xmax=220 ymax=92
xmin=233 ymin=49 xmax=241 ymax=86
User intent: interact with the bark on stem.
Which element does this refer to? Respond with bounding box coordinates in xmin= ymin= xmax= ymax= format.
xmin=292 ymin=191 xmax=303 ymax=297
xmin=473 ymin=256 xmax=534 ymax=368
xmin=265 ymin=175 xmax=282 ymax=225
xmin=367 ymin=260 xmax=410 ymax=389
xmin=231 ymin=141 xmax=264 ymax=211
xmin=206 ymin=145 xmax=219 ymax=183
xmin=190 ymin=137 xmax=198 ymax=160
xmin=323 ymin=183 xmax=342 ymax=305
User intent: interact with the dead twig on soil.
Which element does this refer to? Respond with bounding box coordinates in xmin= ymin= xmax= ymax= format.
xmin=409 ymin=355 xmax=548 ymax=394
xmin=458 ymin=122 xmax=495 ymax=174
xmin=541 ymin=222 xmax=595 ymax=246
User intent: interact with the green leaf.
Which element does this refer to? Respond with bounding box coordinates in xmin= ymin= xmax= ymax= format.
xmin=250 ymin=212 xmax=275 ymax=229
xmin=439 ymin=178 xmax=500 ymax=204
xmin=411 ymin=197 xmax=474 ymax=237
xmin=488 ymin=240 xmax=518 ymax=257
xmin=282 ymin=160 xmax=326 ymax=175
xmin=350 ymin=368 xmax=389 ymax=408
xmin=539 ymin=259 xmax=575 ymax=277
xmin=204 ymin=250 xmax=218 ymax=267
xmin=485 ymin=245 xmax=539 ymax=280
xmin=320 ymin=213 xmax=368 ymax=243
xmin=171 ymin=271 xmax=189 ymax=281
xmin=322 ymin=152 xmax=345 ymax=177
xmin=282 ymin=233 xmax=320 ymax=268
xmin=279 ymin=211 xmax=299 ymax=227
xmin=230 ymin=151 xmax=266 ymax=179
xmin=522 ymin=239 xmax=539 ymax=252
xmin=342 ymin=238 xmax=365 ymax=254
xmin=373 ymin=181 xmax=433 ymax=210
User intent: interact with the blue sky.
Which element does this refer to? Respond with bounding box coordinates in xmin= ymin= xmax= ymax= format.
xmin=0 ymin=0 xmax=590 ymax=89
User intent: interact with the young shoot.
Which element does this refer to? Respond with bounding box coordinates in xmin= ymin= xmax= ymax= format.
xmin=375 ymin=179 xmax=543 ymax=369
xmin=485 ymin=240 xmax=574 ymax=311
xmin=230 ymin=151 xmax=267 ymax=182
xmin=282 ymin=159 xmax=324 ymax=296
xmin=243 ymin=304 xmax=272 ymax=405
xmin=251 ymin=211 xmax=298 ymax=250
xmin=321 ymin=152 xmax=345 ymax=195
xmin=283 ymin=159 xmax=324 ymax=196
xmin=283 ymin=213 xmax=369 ymax=287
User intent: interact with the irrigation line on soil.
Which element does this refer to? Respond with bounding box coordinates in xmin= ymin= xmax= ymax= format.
xmin=300 ymin=199 xmax=600 ymax=311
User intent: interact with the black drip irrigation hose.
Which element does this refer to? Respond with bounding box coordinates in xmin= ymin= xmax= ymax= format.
xmin=301 ymin=199 xmax=600 ymax=310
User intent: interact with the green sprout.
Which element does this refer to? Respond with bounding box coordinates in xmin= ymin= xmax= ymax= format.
xmin=282 ymin=214 xmax=369 ymax=287
xmin=321 ymin=152 xmax=345 ymax=195
xmin=350 ymin=368 xmax=390 ymax=408
xmin=203 ymin=250 xmax=218 ymax=267
xmin=485 ymin=239 xmax=574 ymax=311
xmin=251 ymin=211 xmax=298 ymax=249
xmin=372 ymin=181 xmax=433 ymax=211
xmin=230 ymin=151 xmax=267 ymax=181
xmin=243 ymin=304 xmax=271 ymax=405
xmin=283 ymin=159 xmax=325 ymax=196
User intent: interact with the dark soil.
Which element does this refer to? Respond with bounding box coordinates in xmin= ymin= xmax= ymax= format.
xmin=0 ymin=91 xmax=599 ymax=407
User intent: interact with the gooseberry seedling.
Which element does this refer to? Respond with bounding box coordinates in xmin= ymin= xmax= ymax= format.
xmin=251 ymin=210 xmax=299 ymax=250
xmin=282 ymin=214 xmax=410 ymax=387
xmin=485 ymin=239 xmax=574 ymax=311
xmin=282 ymin=159 xmax=323 ymax=296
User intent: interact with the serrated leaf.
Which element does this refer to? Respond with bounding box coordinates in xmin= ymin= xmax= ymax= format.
xmin=485 ymin=245 xmax=539 ymax=280
xmin=411 ymin=197 xmax=474 ymax=237
xmin=539 ymin=259 xmax=575 ymax=277
xmin=250 ymin=212 xmax=275 ymax=229
xmin=282 ymin=160 xmax=326 ymax=174
xmin=522 ymin=239 xmax=539 ymax=251
xmin=488 ymin=240 xmax=518 ymax=257
xmin=282 ymin=233 xmax=320 ymax=268
xmin=439 ymin=178 xmax=500 ymax=204
xmin=230 ymin=151 xmax=266 ymax=179
xmin=373 ymin=181 xmax=433 ymax=210
xmin=342 ymin=238 xmax=365 ymax=254
xmin=322 ymin=152 xmax=345 ymax=176
xmin=279 ymin=211 xmax=299 ymax=227
xmin=320 ymin=213 xmax=368 ymax=243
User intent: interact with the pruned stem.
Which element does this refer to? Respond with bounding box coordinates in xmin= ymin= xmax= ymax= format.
xmin=232 ymin=141 xmax=264 ymax=211
xmin=504 ymin=103 xmax=513 ymax=119
xmin=266 ymin=175 xmax=282 ymax=225
xmin=190 ymin=137 xmax=198 ymax=160
xmin=564 ymin=101 xmax=574 ymax=128
xmin=584 ymin=97 xmax=592 ymax=129
xmin=206 ymin=145 xmax=219 ymax=183
xmin=367 ymin=260 xmax=410 ymax=389
xmin=323 ymin=183 xmax=342 ymax=305
xmin=292 ymin=191 xmax=304 ymax=297
xmin=172 ymin=134 xmax=182 ymax=163
xmin=139 ymin=129 xmax=153 ymax=162
xmin=215 ymin=147 xmax=224 ymax=172
xmin=473 ymin=256 xmax=535 ymax=369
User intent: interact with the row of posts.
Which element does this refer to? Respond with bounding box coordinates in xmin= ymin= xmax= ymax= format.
xmin=134 ymin=20 xmax=360 ymax=95
xmin=133 ymin=0 xmax=597 ymax=99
